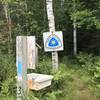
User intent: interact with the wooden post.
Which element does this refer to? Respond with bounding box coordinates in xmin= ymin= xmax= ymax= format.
xmin=16 ymin=36 xmax=36 ymax=100
xmin=35 ymin=47 xmax=38 ymax=66
xmin=52 ymin=51 xmax=58 ymax=71
xmin=16 ymin=36 xmax=23 ymax=100
xmin=16 ymin=36 xmax=28 ymax=100
xmin=46 ymin=0 xmax=58 ymax=71
xmin=22 ymin=37 xmax=28 ymax=99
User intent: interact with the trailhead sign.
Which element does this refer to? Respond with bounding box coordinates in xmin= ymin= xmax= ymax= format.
xmin=43 ymin=31 xmax=64 ymax=52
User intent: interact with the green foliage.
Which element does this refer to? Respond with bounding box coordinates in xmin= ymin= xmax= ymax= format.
xmin=1 ymin=78 xmax=13 ymax=96
xmin=76 ymin=52 xmax=100 ymax=99
xmin=36 ymin=57 xmax=52 ymax=74
xmin=0 ymin=0 xmax=100 ymax=55
xmin=26 ymin=91 xmax=39 ymax=100
xmin=34 ymin=57 xmax=98 ymax=99
xmin=92 ymin=57 xmax=100 ymax=87
xmin=0 ymin=96 xmax=15 ymax=100
xmin=0 ymin=0 xmax=100 ymax=99
xmin=76 ymin=52 xmax=100 ymax=79
xmin=76 ymin=52 xmax=94 ymax=69
xmin=0 ymin=54 xmax=16 ymax=96
xmin=71 ymin=9 xmax=100 ymax=29
xmin=0 ymin=54 xmax=16 ymax=81
xmin=45 ymin=90 xmax=62 ymax=100
xmin=0 ymin=53 xmax=100 ymax=100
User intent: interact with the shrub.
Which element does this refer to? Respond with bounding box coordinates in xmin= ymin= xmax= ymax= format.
xmin=0 ymin=54 xmax=16 ymax=96
xmin=36 ymin=57 xmax=52 ymax=74
xmin=76 ymin=52 xmax=100 ymax=99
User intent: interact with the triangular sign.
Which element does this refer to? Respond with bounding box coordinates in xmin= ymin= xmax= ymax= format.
xmin=46 ymin=34 xmax=62 ymax=49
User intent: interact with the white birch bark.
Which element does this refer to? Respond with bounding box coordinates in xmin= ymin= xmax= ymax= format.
xmin=73 ymin=0 xmax=77 ymax=55
xmin=73 ymin=19 xmax=77 ymax=55
xmin=3 ymin=3 xmax=12 ymax=54
xmin=46 ymin=0 xmax=58 ymax=71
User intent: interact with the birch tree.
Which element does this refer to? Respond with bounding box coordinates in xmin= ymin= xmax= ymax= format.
xmin=1 ymin=0 xmax=13 ymax=54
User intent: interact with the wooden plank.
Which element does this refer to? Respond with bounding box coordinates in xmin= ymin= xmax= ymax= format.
xmin=27 ymin=36 xmax=36 ymax=69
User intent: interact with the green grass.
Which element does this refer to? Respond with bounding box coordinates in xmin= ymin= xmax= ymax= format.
xmin=0 ymin=54 xmax=100 ymax=100
xmin=0 ymin=96 xmax=15 ymax=100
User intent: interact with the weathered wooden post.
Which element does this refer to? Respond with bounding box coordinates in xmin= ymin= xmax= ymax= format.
xmin=46 ymin=0 xmax=58 ymax=71
xmin=16 ymin=36 xmax=28 ymax=100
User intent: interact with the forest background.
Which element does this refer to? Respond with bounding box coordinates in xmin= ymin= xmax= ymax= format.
xmin=0 ymin=0 xmax=100 ymax=100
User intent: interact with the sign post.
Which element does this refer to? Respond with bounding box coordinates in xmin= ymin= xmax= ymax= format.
xmin=16 ymin=36 xmax=27 ymax=100
xmin=43 ymin=31 xmax=63 ymax=71
xmin=46 ymin=0 xmax=58 ymax=71
xmin=16 ymin=36 xmax=36 ymax=100
xmin=45 ymin=0 xmax=64 ymax=71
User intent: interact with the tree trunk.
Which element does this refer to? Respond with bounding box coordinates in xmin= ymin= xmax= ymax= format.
xmin=73 ymin=0 xmax=77 ymax=55
xmin=46 ymin=0 xmax=58 ymax=72
xmin=61 ymin=0 xmax=64 ymax=7
xmin=25 ymin=0 xmax=29 ymax=34
xmin=73 ymin=19 xmax=77 ymax=55
xmin=3 ymin=3 xmax=12 ymax=55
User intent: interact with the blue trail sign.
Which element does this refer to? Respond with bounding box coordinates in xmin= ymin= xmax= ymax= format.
xmin=43 ymin=31 xmax=64 ymax=52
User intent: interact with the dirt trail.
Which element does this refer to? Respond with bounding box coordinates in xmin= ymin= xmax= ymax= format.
xmin=69 ymin=77 xmax=95 ymax=100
